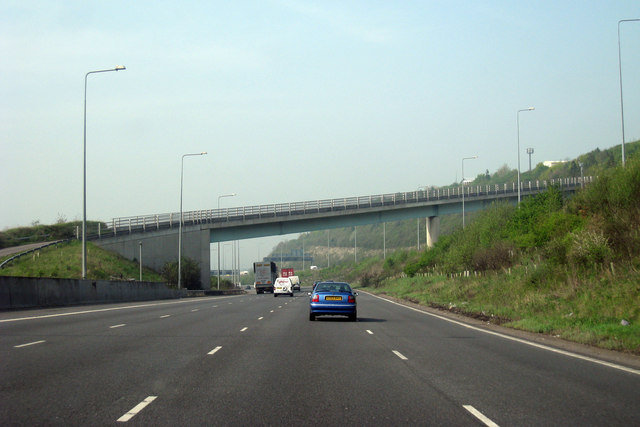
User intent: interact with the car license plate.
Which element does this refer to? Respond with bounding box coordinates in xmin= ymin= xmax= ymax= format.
xmin=325 ymin=296 xmax=342 ymax=301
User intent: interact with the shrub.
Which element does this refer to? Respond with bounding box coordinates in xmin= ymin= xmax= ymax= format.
xmin=161 ymin=257 xmax=202 ymax=289
xmin=472 ymin=241 xmax=514 ymax=271
xmin=568 ymin=230 xmax=612 ymax=267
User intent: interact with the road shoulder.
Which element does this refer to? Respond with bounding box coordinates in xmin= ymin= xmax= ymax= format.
xmin=359 ymin=289 xmax=640 ymax=371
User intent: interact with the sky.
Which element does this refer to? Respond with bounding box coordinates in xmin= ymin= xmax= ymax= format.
xmin=2 ymin=1 xmax=639 ymax=268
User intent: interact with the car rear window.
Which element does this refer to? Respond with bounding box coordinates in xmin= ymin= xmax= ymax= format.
xmin=315 ymin=283 xmax=351 ymax=293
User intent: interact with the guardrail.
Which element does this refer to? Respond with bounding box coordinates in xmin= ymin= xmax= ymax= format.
xmin=0 ymin=240 xmax=69 ymax=269
xmin=103 ymin=177 xmax=592 ymax=237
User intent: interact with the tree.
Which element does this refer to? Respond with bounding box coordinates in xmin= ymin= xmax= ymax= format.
xmin=161 ymin=257 xmax=202 ymax=289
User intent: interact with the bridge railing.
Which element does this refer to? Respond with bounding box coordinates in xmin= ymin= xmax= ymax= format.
xmin=104 ymin=176 xmax=592 ymax=237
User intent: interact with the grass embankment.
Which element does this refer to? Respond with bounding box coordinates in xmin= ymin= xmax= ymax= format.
xmin=0 ymin=240 xmax=163 ymax=282
xmin=325 ymin=156 xmax=640 ymax=354
xmin=363 ymin=267 xmax=640 ymax=353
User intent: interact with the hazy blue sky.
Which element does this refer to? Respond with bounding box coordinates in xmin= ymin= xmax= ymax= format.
xmin=2 ymin=1 xmax=639 ymax=267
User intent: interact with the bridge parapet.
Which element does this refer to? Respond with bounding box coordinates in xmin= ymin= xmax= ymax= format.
xmin=102 ymin=176 xmax=591 ymax=238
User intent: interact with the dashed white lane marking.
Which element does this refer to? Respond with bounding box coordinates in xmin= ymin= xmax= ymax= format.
xmin=110 ymin=324 xmax=126 ymax=329
xmin=208 ymin=346 xmax=222 ymax=355
xmin=270 ymin=310 xmax=274 ymax=313
xmin=0 ymin=296 xmax=240 ymax=323
xmin=258 ymin=317 xmax=264 ymax=320
xmin=393 ymin=350 xmax=408 ymax=360
xmin=191 ymin=309 xmax=199 ymax=312
xmin=278 ymin=306 xmax=282 ymax=309
xmin=160 ymin=315 xmax=170 ymax=318
xmin=14 ymin=340 xmax=46 ymax=348
xmin=240 ymin=327 xmax=248 ymax=332
xmin=212 ymin=305 xmax=218 ymax=308
xmin=366 ymin=330 xmax=373 ymax=335
xmin=117 ymin=396 xmax=157 ymax=422
xmin=463 ymin=405 xmax=499 ymax=427
xmin=365 ymin=291 xmax=640 ymax=376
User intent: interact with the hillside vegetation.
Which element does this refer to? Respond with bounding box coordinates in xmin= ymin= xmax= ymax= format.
xmin=302 ymin=152 xmax=640 ymax=353
xmin=272 ymin=140 xmax=640 ymax=262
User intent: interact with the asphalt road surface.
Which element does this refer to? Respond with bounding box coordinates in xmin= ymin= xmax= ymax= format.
xmin=0 ymin=241 xmax=60 ymax=258
xmin=1 ymin=289 xmax=638 ymax=426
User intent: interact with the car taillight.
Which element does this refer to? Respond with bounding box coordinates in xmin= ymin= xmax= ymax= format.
xmin=312 ymin=294 xmax=319 ymax=302
xmin=348 ymin=295 xmax=355 ymax=303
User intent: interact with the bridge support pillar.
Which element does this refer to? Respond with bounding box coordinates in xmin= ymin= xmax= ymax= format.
xmin=426 ymin=216 xmax=440 ymax=248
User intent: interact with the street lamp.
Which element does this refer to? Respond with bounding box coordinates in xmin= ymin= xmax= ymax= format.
xmin=517 ymin=107 xmax=535 ymax=204
xmin=354 ymin=226 xmax=357 ymax=264
xmin=383 ymin=223 xmax=386 ymax=259
xmin=462 ymin=155 xmax=478 ymax=229
xmin=618 ymin=19 xmax=640 ymax=167
xmin=82 ymin=65 xmax=126 ymax=279
xmin=217 ymin=193 xmax=237 ymax=289
xmin=178 ymin=152 xmax=207 ymax=289
xmin=138 ymin=241 xmax=142 ymax=282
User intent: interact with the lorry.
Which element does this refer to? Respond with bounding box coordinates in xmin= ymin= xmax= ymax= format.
xmin=253 ymin=261 xmax=278 ymax=294
xmin=280 ymin=267 xmax=294 ymax=278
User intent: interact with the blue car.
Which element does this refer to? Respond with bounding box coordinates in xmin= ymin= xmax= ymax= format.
xmin=309 ymin=281 xmax=357 ymax=321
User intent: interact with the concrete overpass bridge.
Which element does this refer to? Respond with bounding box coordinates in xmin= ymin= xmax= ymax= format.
xmin=94 ymin=177 xmax=589 ymax=288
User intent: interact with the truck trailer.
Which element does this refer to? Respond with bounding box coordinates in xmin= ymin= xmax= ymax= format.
xmin=253 ymin=261 xmax=278 ymax=294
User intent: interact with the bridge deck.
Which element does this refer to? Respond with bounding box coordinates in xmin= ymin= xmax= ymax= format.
xmin=96 ymin=177 xmax=589 ymax=239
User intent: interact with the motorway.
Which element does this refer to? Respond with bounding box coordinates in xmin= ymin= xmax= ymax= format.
xmin=1 ymin=289 xmax=638 ymax=426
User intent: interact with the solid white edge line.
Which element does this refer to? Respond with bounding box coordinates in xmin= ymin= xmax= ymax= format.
xmin=208 ymin=346 xmax=222 ymax=355
xmin=14 ymin=340 xmax=46 ymax=348
xmin=0 ymin=295 xmax=242 ymax=323
xmin=364 ymin=291 xmax=640 ymax=376
xmin=463 ymin=405 xmax=500 ymax=427
xmin=110 ymin=324 xmax=126 ymax=329
xmin=117 ymin=396 xmax=157 ymax=422
xmin=393 ymin=350 xmax=408 ymax=360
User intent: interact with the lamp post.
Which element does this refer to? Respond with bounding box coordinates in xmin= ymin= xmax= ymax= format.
xmin=517 ymin=107 xmax=535 ymax=204
xmin=462 ymin=155 xmax=478 ymax=229
xmin=354 ymin=226 xmax=357 ymax=264
xmin=383 ymin=222 xmax=386 ymax=259
xmin=82 ymin=65 xmax=126 ymax=279
xmin=217 ymin=193 xmax=236 ymax=289
xmin=618 ymin=19 xmax=640 ymax=167
xmin=327 ymin=232 xmax=330 ymax=267
xmin=178 ymin=152 xmax=207 ymax=289
xmin=138 ymin=241 xmax=142 ymax=281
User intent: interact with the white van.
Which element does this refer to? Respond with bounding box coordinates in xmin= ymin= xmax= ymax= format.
xmin=274 ymin=277 xmax=293 ymax=297
xmin=289 ymin=275 xmax=300 ymax=291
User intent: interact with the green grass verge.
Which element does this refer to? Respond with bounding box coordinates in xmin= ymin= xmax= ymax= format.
xmin=357 ymin=264 xmax=640 ymax=354
xmin=0 ymin=240 xmax=164 ymax=282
